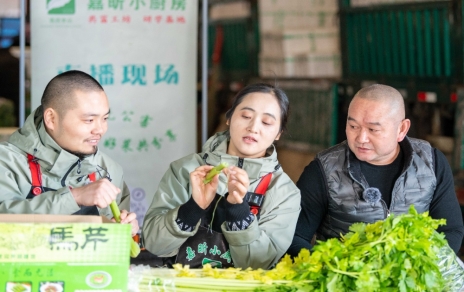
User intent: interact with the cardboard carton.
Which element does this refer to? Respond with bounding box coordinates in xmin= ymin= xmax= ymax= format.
xmin=259 ymin=53 xmax=341 ymax=78
xmin=0 ymin=214 xmax=131 ymax=292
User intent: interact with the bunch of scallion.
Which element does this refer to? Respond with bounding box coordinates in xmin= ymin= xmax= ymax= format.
xmin=130 ymin=206 xmax=463 ymax=292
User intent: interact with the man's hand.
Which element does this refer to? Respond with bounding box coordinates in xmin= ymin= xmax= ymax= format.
xmin=190 ymin=165 xmax=220 ymax=209
xmin=115 ymin=209 xmax=139 ymax=236
xmin=224 ymin=166 xmax=250 ymax=204
xmin=70 ymin=178 xmax=120 ymax=208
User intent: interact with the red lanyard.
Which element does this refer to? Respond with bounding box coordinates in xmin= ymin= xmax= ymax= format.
xmin=28 ymin=154 xmax=95 ymax=196
xmin=250 ymin=172 xmax=272 ymax=215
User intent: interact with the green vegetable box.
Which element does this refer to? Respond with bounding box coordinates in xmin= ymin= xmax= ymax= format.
xmin=0 ymin=214 xmax=131 ymax=292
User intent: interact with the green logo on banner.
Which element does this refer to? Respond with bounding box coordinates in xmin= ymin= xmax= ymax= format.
xmin=47 ymin=0 xmax=75 ymax=14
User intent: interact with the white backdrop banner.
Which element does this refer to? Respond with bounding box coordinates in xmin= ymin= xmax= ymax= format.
xmin=31 ymin=0 xmax=198 ymax=227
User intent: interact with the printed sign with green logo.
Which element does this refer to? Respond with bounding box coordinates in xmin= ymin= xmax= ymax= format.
xmin=0 ymin=222 xmax=130 ymax=291
xmin=47 ymin=0 xmax=75 ymax=14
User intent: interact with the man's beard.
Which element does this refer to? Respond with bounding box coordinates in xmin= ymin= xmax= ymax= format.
xmin=64 ymin=146 xmax=97 ymax=160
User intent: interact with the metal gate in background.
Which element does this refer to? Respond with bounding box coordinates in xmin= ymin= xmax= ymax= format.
xmin=270 ymin=80 xmax=339 ymax=152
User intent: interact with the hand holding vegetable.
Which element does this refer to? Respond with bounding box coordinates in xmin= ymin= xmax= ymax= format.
xmin=190 ymin=164 xmax=225 ymax=209
xmin=223 ymin=166 xmax=249 ymax=204
xmin=110 ymin=201 xmax=141 ymax=258
xmin=70 ymin=178 xmax=119 ymax=208
xmin=118 ymin=209 xmax=139 ymax=236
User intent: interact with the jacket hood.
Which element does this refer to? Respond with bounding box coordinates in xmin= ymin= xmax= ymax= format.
xmin=201 ymin=131 xmax=281 ymax=182
xmin=8 ymin=106 xmax=100 ymax=176
xmin=9 ymin=106 xmax=47 ymax=155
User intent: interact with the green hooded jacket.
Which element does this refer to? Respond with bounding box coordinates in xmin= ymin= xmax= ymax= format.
xmin=142 ymin=131 xmax=301 ymax=269
xmin=0 ymin=106 xmax=130 ymax=217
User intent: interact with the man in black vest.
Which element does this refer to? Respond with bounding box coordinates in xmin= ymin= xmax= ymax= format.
xmin=288 ymin=84 xmax=464 ymax=256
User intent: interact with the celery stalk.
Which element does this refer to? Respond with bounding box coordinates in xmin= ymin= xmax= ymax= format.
xmin=109 ymin=201 xmax=141 ymax=258
xmin=203 ymin=162 xmax=228 ymax=184
xmin=109 ymin=201 xmax=121 ymax=222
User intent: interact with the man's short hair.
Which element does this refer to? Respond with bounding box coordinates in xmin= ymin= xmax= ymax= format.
xmin=355 ymin=84 xmax=403 ymax=101
xmin=41 ymin=70 xmax=104 ymax=116
xmin=354 ymin=84 xmax=405 ymax=119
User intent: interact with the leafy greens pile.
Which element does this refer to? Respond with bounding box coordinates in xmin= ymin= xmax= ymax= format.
xmin=269 ymin=205 xmax=464 ymax=291
xmin=130 ymin=206 xmax=464 ymax=292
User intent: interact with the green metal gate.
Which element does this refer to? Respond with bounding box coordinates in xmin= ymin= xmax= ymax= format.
xmin=276 ymin=80 xmax=339 ymax=152
xmin=340 ymin=0 xmax=462 ymax=87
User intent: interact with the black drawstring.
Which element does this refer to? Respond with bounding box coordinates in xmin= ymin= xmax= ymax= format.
xmin=237 ymin=158 xmax=244 ymax=168
xmin=96 ymin=165 xmax=112 ymax=182
xmin=60 ymin=160 xmax=79 ymax=187
xmin=202 ymin=153 xmax=209 ymax=164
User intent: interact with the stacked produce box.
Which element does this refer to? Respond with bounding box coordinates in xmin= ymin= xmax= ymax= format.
xmin=209 ymin=1 xmax=251 ymax=21
xmin=258 ymin=0 xmax=341 ymax=78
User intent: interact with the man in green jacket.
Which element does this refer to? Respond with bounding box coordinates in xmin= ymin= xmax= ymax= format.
xmin=0 ymin=70 xmax=138 ymax=235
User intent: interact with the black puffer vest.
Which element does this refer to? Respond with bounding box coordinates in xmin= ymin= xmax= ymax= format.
xmin=316 ymin=137 xmax=436 ymax=240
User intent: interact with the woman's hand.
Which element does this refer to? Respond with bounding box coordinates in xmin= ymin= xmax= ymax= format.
xmin=224 ymin=166 xmax=250 ymax=204
xmin=118 ymin=210 xmax=139 ymax=236
xmin=190 ymin=165 xmax=220 ymax=209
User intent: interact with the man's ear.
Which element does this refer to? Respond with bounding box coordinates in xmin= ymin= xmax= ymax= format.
xmin=397 ymin=119 xmax=411 ymax=142
xmin=43 ymin=108 xmax=58 ymax=131
xmin=275 ymin=131 xmax=282 ymax=141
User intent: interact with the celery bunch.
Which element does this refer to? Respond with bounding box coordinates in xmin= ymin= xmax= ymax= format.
xmin=109 ymin=201 xmax=141 ymax=258
xmin=271 ymin=205 xmax=453 ymax=291
xmin=132 ymin=206 xmax=461 ymax=291
xmin=129 ymin=264 xmax=302 ymax=291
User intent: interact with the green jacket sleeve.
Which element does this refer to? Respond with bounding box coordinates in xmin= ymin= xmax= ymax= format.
xmin=222 ymin=173 xmax=301 ymax=269
xmin=142 ymin=158 xmax=201 ymax=257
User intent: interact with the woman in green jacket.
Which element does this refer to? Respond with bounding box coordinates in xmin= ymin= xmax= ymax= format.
xmin=142 ymin=83 xmax=301 ymax=269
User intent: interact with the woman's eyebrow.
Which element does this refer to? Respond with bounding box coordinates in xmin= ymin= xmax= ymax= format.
xmin=240 ymin=106 xmax=255 ymax=112
xmin=240 ymin=106 xmax=276 ymax=120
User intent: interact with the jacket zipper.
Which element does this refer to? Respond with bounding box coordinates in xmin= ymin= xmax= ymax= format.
xmin=380 ymin=199 xmax=390 ymax=219
xmin=60 ymin=159 xmax=80 ymax=187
